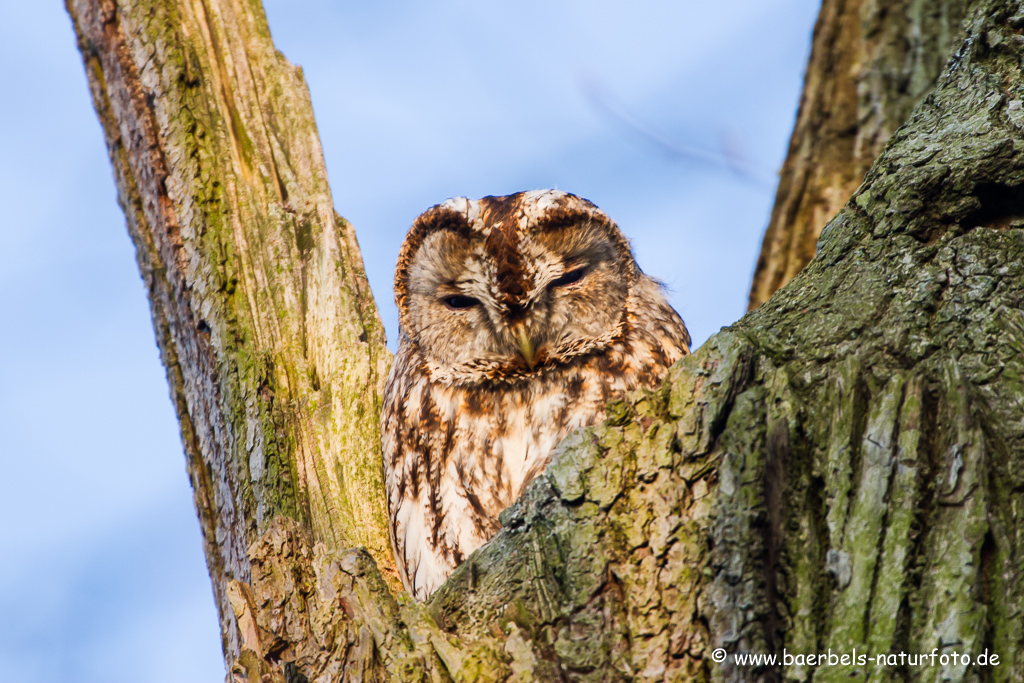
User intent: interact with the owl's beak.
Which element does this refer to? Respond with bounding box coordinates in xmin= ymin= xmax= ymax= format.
xmin=514 ymin=325 xmax=536 ymax=369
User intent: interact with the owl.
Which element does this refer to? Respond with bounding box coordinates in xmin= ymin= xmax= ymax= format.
xmin=381 ymin=190 xmax=691 ymax=600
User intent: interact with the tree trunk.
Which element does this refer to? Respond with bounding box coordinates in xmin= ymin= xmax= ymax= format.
xmin=747 ymin=0 xmax=965 ymax=311
xmin=65 ymin=0 xmax=398 ymax=665
xmin=71 ymin=1 xmax=1024 ymax=682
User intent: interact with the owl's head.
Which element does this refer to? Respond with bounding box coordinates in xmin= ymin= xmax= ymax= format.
xmin=394 ymin=190 xmax=641 ymax=383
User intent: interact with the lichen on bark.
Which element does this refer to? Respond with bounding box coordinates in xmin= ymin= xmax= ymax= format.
xmin=69 ymin=0 xmax=1024 ymax=681
xmin=228 ymin=1 xmax=1024 ymax=680
xmin=748 ymin=0 xmax=966 ymax=310
xmin=66 ymin=0 xmax=397 ymax=665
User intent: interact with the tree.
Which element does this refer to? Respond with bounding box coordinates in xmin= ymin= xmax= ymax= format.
xmin=68 ymin=0 xmax=1024 ymax=682
xmin=65 ymin=0 xmax=398 ymax=658
xmin=748 ymin=0 xmax=965 ymax=310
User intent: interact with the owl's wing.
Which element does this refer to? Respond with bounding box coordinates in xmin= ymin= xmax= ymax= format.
xmin=381 ymin=340 xmax=460 ymax=600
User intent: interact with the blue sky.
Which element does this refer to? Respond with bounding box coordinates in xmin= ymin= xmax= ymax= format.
xmin=0 ymin=2 xmax=819 ymax=680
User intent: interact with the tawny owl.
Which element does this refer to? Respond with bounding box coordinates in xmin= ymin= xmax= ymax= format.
xmin=381 ymin=190 xmax=690 ymax=600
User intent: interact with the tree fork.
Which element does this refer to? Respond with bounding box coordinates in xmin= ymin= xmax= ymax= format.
xmin=71 ymin=0 xmax=1024 ymax=682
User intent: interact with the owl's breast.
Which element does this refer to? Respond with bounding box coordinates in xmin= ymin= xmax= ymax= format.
xmin=441 ymin=358 xmax=622 ymax=523
xmin=383 ymin=323 xmax=685 ymax=600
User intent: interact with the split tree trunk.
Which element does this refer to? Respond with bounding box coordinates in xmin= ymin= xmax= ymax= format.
xmin=70 ymin=0 xmax=1024 ymax=682
xmin=748 ymin=0 xmax=965 ymax=310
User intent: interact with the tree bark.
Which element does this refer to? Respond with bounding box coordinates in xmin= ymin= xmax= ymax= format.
xmin=65 ymin=0 xmax=397 ymax=665
xmin=71 ymin=0 xmax=1024 ymax=682
xmin=747 ymin=0 xmax=965 ymax=311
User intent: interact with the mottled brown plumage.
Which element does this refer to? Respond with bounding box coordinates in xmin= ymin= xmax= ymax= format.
xmin=382 ymin=190 xmax=690 ymax=599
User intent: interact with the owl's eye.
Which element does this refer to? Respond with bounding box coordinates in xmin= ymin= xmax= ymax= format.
xmin=549 ymin=268 xmax=586 ymax=288
xmin=443 ymin=295 xmax=481 ymax=310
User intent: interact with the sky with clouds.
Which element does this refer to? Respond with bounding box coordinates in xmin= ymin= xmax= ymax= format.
xmin=0 ymin=1 xmax=820 ymax=680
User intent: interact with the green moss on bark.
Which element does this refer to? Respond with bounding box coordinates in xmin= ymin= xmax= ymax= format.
xmin=70 ymin=0 xmax=1024 ymax=680
xmin=67 ymin=0 xmax=397 ymax=667
xmin=229 ymin=1 xmax=1024 ymax=680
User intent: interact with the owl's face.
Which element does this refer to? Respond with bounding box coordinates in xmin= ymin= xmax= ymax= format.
xmin=395 ymin=190 xmax=639 ymax=379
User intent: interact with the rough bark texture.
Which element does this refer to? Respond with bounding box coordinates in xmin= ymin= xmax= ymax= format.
xmin=71 ymin=0 xmax=1024 ymax=681
xmin=227 ymin=1 xmax=1024 ymax=680
xmin=66 ymin=0 xmax=397 ymax=666
xmin=748 ymin=0 xmax=966 ymax=311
